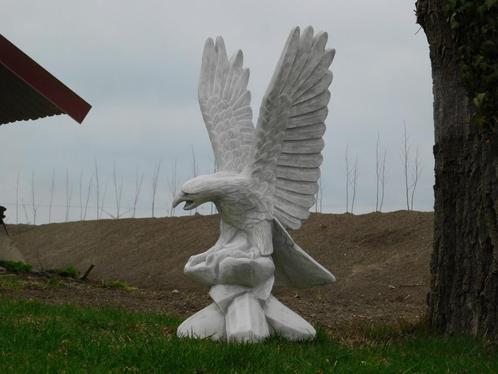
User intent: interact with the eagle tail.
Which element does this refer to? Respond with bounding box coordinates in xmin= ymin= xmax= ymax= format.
xmin=271 ymin=218 xmax=335 ymax=288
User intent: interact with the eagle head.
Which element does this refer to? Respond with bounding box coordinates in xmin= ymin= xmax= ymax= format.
xmin=172 ymin=173 xmax=240 ymax=211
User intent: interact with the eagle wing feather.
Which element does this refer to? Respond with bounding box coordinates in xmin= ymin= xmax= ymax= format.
xmin=199 ymin=37 xmax=255 ymax=172
xmin=246 ymin=27 xmax=335 ymax=229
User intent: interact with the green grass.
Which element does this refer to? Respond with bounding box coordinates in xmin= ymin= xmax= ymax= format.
xmin=0 ymin=260 xmax=32 ymax=273
xmin=47 ymin=266 xmax=80 ymax=278
xmin=0 ymin=274 xmax=72 ymax=291
xmin=0 ymin=297 xmax=496 ymax=373
xmin=0 ymin=276 xmax=23 ymax=291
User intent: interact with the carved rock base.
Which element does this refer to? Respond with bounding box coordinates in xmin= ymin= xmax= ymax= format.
xmin=177 ymin=291 xmax=315 ymax=342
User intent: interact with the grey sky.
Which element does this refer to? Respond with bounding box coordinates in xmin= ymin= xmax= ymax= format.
xmin=0 ymin=0 xmax=434 ymax=224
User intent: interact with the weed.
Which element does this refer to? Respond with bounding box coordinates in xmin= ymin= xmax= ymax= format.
xmin=0 ymin=276 xmax=23 ymax=291
xmin=101 ymin=279 xmax=136 ymax=291
xmin=0 ymin=261 xmax=32 ymax=273
xmin=48 ymin=266 xmax=80 ymax=278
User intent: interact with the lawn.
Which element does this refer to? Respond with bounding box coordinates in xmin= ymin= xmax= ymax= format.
xmin=0 ymin=297 xmax=497 ymax=373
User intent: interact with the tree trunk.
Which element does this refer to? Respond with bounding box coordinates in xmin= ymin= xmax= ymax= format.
xmin=417 ymin=0 xmax=498 ymax=338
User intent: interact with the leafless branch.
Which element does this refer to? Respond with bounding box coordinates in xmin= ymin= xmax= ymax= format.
xmin=168 ymin=158 xmax=178 ymax=217
xmin=410 ymin=146 xmax=422 ymax=210
xmin=99 ymin=181 xmax=108 ymax=220
xmin=320 ymin=177 xmax=323 ymax=213
xmin=132 ymin=169 xmax=144 ymax=218
xmin=345 ymin=145 xmax=350 ymax=213
xmin=191 ymin=146 xmax=198 ymax=215
xmin=83 ymin=175 xmax=93 ymax=221
xmin=402 ymin=121 xmax=410 ymax=210
xmin=113 ymin=161 xmax=124 ymax=219
xmin=375 ymin=134 xmax=380 ymax=212
xmin=79 ymin=170 xmax=84 ymax=220
xmin=48 ymin=170 xmax=55 ymax=223
xmin=16 ymin=173 xmax=20 ymax=224
xmin=151 ymin=160 xmax=162 ymax=218
xmin=379 ymin=150 xmax=387 ymax=212
xmin=31 ymin=171 xmax=37 ymax=225
xmin=65 ymin=169 xmax=73 ymax=222
xmin=401 ymin=121 xmax=423 ymax=211
xmin=22 ymin=198 xmax=30 ymax=224
xmin=315 ymin=177 xmax=320 ymax=213
xmin=94 ymin=160 xmax=100 ymax=219
xmin=351 ymin=156 xmax=358 ymax=214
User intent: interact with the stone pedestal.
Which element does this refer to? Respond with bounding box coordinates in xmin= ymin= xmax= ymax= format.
xmin=226 ymin=292 xmax=269 ymax=342
xmin=177 ymin=254 xmax=316 ymax=342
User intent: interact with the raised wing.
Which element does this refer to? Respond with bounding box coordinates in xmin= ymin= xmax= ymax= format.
xmin=247 ymin=27 xmax=335 ymax=229
xmin=199 ymin=37 xmax=255 ymax=172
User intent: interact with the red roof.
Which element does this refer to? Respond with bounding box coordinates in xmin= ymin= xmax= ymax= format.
xmin=0 ymin=34 xmax=91 ymax=125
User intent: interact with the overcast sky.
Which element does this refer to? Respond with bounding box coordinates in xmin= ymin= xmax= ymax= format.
xmin=0 ymin=0 xmax=434 ymax=224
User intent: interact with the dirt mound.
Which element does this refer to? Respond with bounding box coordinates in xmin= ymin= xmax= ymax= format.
xmin=0 ymin=231 xmax=25 ymax=262
xmin=9 ymin=211 xmax=433 ymax=326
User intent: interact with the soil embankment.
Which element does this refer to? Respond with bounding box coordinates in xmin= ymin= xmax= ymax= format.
xmin=8 ymin=211 xmax=433 ymax=327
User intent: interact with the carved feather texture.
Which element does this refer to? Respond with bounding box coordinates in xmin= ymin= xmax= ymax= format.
xmin=199 ymin=37 xmax=255 ymax=172
xmin=248 ymin=26 xmax=334 ymax=229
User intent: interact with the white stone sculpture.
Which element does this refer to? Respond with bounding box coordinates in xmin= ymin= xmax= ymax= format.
xmin=173 ymin=26 xmax=336 ymax=343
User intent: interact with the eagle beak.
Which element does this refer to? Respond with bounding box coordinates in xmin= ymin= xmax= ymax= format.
xmin=172 ymin=192 xmax=185 ymax=208
xmin=172 ymin=192 xmax=197 ymax=210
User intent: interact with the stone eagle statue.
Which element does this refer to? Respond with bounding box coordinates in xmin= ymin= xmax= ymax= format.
xmin=173 ymin=26 xmax=336 ymax=342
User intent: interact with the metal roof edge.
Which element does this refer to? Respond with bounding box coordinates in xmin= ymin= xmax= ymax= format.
xmin=0 ymin=34 xmax=91 ymax=124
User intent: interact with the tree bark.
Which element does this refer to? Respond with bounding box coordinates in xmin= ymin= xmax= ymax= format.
xmin=417 ymin=0 xmax=498 ymax=338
